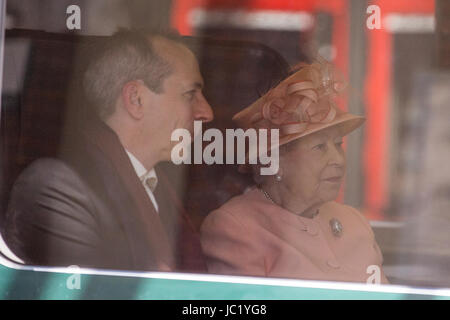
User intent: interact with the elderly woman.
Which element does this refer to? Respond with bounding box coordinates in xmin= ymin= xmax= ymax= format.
xmin=200 ymin=59 xmax=388 ymax=283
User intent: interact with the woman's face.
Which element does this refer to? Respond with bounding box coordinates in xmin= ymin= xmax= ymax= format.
xmin=280 ymin=126 xmax=346 ymax=206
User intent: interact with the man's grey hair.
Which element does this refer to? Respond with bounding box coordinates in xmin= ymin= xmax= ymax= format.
xmin=82 ymin=29 xmax=182 ymax=120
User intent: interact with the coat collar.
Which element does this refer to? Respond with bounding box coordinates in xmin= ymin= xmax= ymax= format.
xmin=81 ymin=117 xmax=175 ymax=270
xmin=125 ymin=150 xmax=158 ymax=192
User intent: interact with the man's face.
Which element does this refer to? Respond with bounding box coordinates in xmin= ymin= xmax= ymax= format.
xmin=141 ymin=38 xmax=213 ymax=160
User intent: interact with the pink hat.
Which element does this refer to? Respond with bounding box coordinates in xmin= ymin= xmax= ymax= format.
xmin=232 ymin=57 xmax=365 ymax=147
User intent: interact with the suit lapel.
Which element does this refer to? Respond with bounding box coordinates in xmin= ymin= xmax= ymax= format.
xmin=155 ymin=164 xmax=207 ymax=272
xmin=154 ymin=166 xmax=178 ymax=248
xmin=81 ymin=120 xmax=176 ymax=270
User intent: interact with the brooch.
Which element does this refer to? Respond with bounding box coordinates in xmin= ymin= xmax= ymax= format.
xmin=329 ymin=218 xmax=343 ymax=237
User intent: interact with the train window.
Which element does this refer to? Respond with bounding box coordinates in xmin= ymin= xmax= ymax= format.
xmin=1 ymin=0 xmax=449 ymax=298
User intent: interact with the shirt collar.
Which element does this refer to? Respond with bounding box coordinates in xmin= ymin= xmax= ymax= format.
xmin=125 ymin=150 xmax=158 ymax=191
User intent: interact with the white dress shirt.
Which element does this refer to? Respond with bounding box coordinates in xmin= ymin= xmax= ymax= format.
xmin=125 ymin=150 xmax=159 ymax=213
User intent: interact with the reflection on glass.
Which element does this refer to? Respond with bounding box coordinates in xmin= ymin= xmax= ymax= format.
xmin=0 ymin=0 xmax=448 ymax=291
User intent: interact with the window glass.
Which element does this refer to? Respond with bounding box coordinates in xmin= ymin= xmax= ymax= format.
xmin=1 ymin=0 xmax=449 ymax=289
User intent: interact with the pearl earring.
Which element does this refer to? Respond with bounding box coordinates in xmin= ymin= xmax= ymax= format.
xmin=275 ymin=174 xmax=282 ymax=182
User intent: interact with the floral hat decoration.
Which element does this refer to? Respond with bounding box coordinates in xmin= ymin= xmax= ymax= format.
xmin=232 ymin=56 xmax=365 ymax=149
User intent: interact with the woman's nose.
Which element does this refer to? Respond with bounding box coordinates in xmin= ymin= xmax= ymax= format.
xmin=194 ymin=94 xmax=214 ymax=123
xmin=328 ymin=142 xmax=345 ymax=167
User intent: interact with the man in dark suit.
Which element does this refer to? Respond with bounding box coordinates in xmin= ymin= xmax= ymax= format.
xmin=3 ymin=29 xmax=213 ymax=272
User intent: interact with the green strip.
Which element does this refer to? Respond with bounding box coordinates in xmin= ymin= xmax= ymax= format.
xmin=40 ymin=271 xmax=85 ymax=300
xmin=134 ymin=278 xmax=441 ymax=300
xmin=0 ymin=266 xmax=16 ymax=299
xmin=0 ymin=264 xmax=448 ymax=300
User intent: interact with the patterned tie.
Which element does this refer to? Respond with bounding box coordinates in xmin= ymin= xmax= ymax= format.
xmin=143 ymin=176 xmax=157 ymax=192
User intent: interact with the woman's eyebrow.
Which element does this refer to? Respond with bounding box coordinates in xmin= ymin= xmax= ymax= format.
xmin=309 ymin=132 xmax=327 ymax=143
xmin=305 ymin=137 xmax=324 ymax=148
xmin=317 ymin=128 xmax=342 ymax=141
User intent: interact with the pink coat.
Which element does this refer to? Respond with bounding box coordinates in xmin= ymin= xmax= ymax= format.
xmin=201 ymin=187 xmax=389 ymax=284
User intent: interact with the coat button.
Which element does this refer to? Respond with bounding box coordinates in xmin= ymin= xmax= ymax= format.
xmin=327 ymin=259 xmax=340 ymax=269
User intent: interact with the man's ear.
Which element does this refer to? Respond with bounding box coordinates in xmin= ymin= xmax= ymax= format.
xmin=121 ymin=81 xmax=145 ymax=120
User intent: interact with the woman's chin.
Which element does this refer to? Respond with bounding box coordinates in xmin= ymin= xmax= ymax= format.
xmin=320 ymin=186 xmax=341 ymax=202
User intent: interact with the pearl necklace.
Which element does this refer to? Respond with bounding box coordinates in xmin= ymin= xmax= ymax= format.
xmin=258 ymin=187 xmax=320 ymax=218
xmin=260 ymin=188 xmax=276 ymax=205
xmin=259 ymin=187 xmax=343 ymax=236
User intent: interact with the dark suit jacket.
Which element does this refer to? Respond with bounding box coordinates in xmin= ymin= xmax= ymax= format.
xmin=3 ymin=119 xmax=206 ymax=272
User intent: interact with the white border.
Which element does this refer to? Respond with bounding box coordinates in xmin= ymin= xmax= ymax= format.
xmin=0 ymin=0 xmax=5 ymax=123
xmin=0 ymin=1 xmax=447 ymax=299
xmin=1 ymin=254 xmax=450 ymax=298
xmin=0 ymin=0 xmax=24 ymax=264
xmin=370 ymin=220 xmax=405 ymax=229
xmin=383 ymin=14 xmax=435 ymax=33
xmin=189 ymin=8 xmax=315 ymax=31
